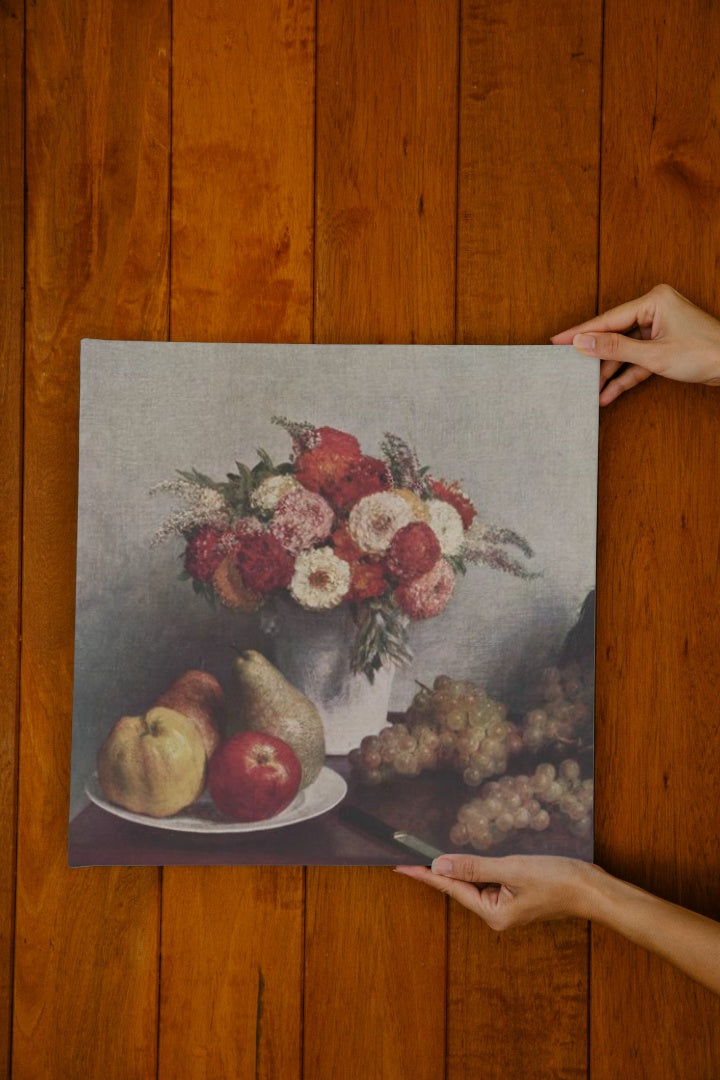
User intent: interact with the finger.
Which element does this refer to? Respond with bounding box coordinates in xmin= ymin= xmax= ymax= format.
xmin=572 ymin=331 xmax=666 ymax=372
xmin=431 ymin=853 xmax=517 ymax=885
xmin=395 ymin=865 xmax=487 ymax=915
xmin=599 ymin=365 xmax=653 ymax=406
xmin=551 ymin=291 xmax=659 ymax=341
xmin=552 ymin=320 xmax=646 ymax=347
xmin=599 ymin=357 xmax=624 ymax=389
xmin=394 ymin=865 xmax=435 ymax=882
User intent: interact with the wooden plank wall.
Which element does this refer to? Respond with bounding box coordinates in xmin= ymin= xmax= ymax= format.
xmin=3 ymin=1 xmax=719 ymax=1076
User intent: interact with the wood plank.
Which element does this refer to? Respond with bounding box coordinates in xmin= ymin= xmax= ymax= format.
xmin=456 ymin=0 xmax=602 ymax=345
xmin=305 ymin=3 xmax=457 ymax=1077
xmin=0 ymin=2 xmax=24 ymax=1074
xmin=593 ymin=1 xmax=720 ymax=1071
xmin=171 ymin=0 xmax=315 ymax=345
xmin=14 ymin=1 xmax=170 ymax=1076
xmin=450 ymin=3 xmax=602 ymax=1076
xmin=159 ymin=3 xmax=314 ymax=1076
xmin=314 ymin=0 xmax=458 ymax=346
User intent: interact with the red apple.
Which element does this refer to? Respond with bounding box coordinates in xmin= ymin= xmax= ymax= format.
xmin=208 ymin=731 xmax=302 ymax=822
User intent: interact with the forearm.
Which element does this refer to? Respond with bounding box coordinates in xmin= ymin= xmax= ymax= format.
xmin=580 ymin=865 xmax=720 ymax=995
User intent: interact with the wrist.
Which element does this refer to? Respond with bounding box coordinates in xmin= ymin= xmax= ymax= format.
xmin=567 ymin=861 xmax=622 ymax=921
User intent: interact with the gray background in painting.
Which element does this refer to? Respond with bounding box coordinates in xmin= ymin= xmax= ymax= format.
xmin=70 ymin=341 xmax=598 ymax=818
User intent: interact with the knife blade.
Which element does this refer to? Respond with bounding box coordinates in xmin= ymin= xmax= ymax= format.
xmin=339 ymin=804 xmax=443 ymax=862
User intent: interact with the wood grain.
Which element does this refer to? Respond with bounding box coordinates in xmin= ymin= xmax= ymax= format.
xmin=7 ymin=0 xmax=720 ymax=1073
xmin=593 ymin=384 xmax=720 ymax=1075
xmin=593 ymin=7 xmax=720 ymax=1066
xmin=314 ymin=0 xmax=458 ymax=346
xmin=159 ymin=3 xmax=315 ymax=1076
xmin=305 ymin=3 xmax=457 ymax=1077
xmin=0 ymin=2 xmax=24 ymax=1074
xmin=456 ymin=0 xmax=602 ymax=345
xmin=14 ymin=1 xmax=170 ymax=1076
xmin=449 ymin=3 xmax=602 ymax=1076
xmin=171 ymin=0 xmax=315 ymax=345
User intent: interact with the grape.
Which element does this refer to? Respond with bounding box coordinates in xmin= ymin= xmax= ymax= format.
xmin=520 ymin=661 xmax=593 ymax=753
xmin=349 ymin=674 xmax=520 ymax=787
xmin=362 ymin=749 xmax=382 ymax=770
xmin=349 ymin=671 xmax=594 ymax=852
xmin=530 ymin=809 xmax=550 ymax=830
xmin=559 ymin=758 xmax=581 ymax=782
xmin=450 ymin=822 xmax=469 ymax=846
xmin=451 ymin=759 xmax=593 ymax=850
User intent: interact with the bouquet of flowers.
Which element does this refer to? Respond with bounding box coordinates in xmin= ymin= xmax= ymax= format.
xmin=153 ymin=417 xmax=535 ymax=679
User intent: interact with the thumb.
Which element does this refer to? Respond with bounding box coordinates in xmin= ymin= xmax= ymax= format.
xmin=432 ymin=855 xmax=510 ymax=884
xmin=573 ymin=331 xmax=664 ymax=372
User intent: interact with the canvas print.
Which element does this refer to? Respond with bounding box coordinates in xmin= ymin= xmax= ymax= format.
xmin=68 ymin=342 xmax=597 ymax=866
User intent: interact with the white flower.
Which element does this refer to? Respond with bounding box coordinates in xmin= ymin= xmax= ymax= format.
xmin=290 ymin=548 xmax=351 ymax=610
xmin=427 ymin=499 xmax=465 ymax=556
xmin=251 ymin=474 xmax=299 ymax=513
xmin=348 ymin=491 xmax=414 ymax=554
xmin=150 ymin=479 xmax=230 ymax=544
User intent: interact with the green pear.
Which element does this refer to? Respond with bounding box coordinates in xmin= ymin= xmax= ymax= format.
xmin=228 ymin=650 xmax=326 ymax=789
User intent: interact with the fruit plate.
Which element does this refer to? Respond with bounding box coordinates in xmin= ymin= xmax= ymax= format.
xmin=85 ymin=767 xmax=347 ymax=834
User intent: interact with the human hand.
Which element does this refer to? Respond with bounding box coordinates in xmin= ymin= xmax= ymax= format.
xmin=395 ymin=854 xmax=600 ymax=930
xmin=397 ymin=853 xmax=720 ymax=993
xmin=551 ymin=283 xmax=720 ymax=405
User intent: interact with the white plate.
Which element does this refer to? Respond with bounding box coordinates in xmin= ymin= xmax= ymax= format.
xmin=85 ymin=766 xmax=347 ymax=834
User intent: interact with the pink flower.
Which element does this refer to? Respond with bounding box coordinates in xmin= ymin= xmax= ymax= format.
xmin=394 ymin=558 xmax=455 ymax=619
xmin=270 ymin=486 xmax=335 ymax=554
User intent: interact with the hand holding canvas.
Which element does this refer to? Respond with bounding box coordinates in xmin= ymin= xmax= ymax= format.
xmin=396 ymin=855 xmax=720 ymax=996
xmin=551 ymin=283 xmax=720 ymax=405
xmin=398 ymin=287 xmax=720 ymax=996
xmin=396 ymin=854 xmax=591 ymax=928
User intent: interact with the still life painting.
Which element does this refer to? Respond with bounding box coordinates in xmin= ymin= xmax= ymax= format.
xmin=68 ymin=341 xmax=598 ymax=867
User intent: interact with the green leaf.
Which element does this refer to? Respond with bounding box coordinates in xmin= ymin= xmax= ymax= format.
xmin=232 ymin=461 xmax=253 ymax=486
xmin=255 ymin=448 xmax=274 ymax=470
xmin=350 ymin=596 xmax=413 ymax=679
xmin=446 ymin=554 xmax=467 ymax=576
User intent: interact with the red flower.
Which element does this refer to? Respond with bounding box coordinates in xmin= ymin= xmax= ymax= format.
xmin=296 ymin=449 xmax=391 ymax=513
xmin=429 ymin=478 xmax=476 ymax=530
xmin=233 ymin=532 xmax=295 ymax=594
xmin=295 ymin=447 xmax=359 ymax=496
xmin=386 ymin=522 xmax=441 ymax=583
xmin=328 ymin=455 xmax=393 ymax=512
xmin=348 ymin=560 xmax=388 ymax=602
xmin=184 ymin=526 xmax=229 ymax=582
xmin=316 ymin=426 xmax=362 ymax=456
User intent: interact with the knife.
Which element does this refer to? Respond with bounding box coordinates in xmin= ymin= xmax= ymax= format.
xmin=339 ymin=804 xmax=443 ymax=862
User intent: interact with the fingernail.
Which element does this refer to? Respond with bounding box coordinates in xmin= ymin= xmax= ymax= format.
xmin=432 ymin=858 xmax=454 ymax=875
xmin=573 ymin=333 xmax=596 ymax=351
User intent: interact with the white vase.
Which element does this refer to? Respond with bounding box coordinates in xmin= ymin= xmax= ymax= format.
xmin=262 ymin=595 xmax=396 ymax=755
